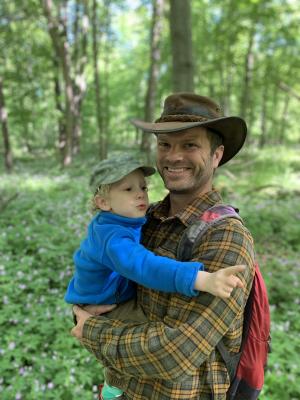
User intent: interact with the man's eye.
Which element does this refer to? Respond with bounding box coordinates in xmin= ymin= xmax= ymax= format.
xmin=185 ymin=143 xmax=198 ymax=148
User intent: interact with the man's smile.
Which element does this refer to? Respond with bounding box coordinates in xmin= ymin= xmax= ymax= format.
xmin=164 ymin=166 xmax=192 ymax=177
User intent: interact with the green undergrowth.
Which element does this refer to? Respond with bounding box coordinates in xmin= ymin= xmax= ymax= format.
xmin=1 ymin=146 xmax=299 ymax=399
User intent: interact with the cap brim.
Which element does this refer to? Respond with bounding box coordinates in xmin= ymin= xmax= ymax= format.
xmin=131 ymin=117 xmax=247 ymax=166
xmin=140 ymin=166 xmax=156 ymax=177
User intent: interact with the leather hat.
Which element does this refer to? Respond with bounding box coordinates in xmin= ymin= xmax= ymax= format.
xmin=131 ymin=92 xmax=247 ymax=165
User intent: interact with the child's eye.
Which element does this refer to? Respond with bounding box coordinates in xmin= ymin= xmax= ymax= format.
xmin=142 ymin=186 xmax=148 ymax=192
xmin=158 ymin=141 xmax=170 ymax=148
xmin=125 ymin=187 xmax=132 ymax=191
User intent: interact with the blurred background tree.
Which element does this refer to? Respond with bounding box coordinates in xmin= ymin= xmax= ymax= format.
xmin=1 ymin=0 xmax=299 ymax=170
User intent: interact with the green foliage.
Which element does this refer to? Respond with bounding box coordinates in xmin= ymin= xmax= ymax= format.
xmin=0 ymin=165 xmax=103 ymax=399
xmin=1 ymin=146 xmax=300 ymax=399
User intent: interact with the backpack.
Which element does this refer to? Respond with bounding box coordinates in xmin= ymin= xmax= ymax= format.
xmin=176 ymin=204 xmax=271 ymax=400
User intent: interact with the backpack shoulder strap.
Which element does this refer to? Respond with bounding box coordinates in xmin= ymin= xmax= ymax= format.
xmin=176 ymin=204 xmax=244 ymax=381
xmin=177 ymin=204 xmax=242 ymax=261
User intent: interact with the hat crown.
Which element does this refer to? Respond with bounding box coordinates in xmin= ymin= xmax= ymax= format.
xmin=157 ymin=92 xmax=223 ymax=123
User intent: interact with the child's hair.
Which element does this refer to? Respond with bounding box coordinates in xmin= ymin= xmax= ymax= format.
xmin=90 ymin=184 xmax=111 ymax=213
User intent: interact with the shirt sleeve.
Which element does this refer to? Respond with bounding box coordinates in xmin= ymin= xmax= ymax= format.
xmin=103 ymin=233 xmax=203 ymax=297
xmin=81 ymin=220 xmax=255 ymax=381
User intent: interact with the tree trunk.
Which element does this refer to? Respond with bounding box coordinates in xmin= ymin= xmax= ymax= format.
xmin=259 ymin=80 xmax=269 ymax=148
xmin=53 ymin=56 xmax=66 ymax=158
xmin=278 ymin=95 xmax=290 ymax=144
xmin=269 ymin=84 xmax=279 ymax=141
xmin=278 ymin=82 xmax=300 ymax=101
xmin=42 ymin=0 xmax=88 ymax=166
xmin=92 ymin=0 xmax=106 ymax=160
xmin=0 ymin=78 xmax=13 ymax=172
xmin=239 ymin=26 xmax=255 ymax=123
xmin=141 ymin=0 xmax=164 ymax=159
xmin=218 ymin=64 xmax=233 ymax=116
xmin=42 ymin=0 xmax=74 ymax=166
xmin=72 ymin=0 xmax=89 ymax=155
xmin=101 ymin=0 xmax=111 ymax=159
xmin=169 ymin=0 xmax=194 ymax=92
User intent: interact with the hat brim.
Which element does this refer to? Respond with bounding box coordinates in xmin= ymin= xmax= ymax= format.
xmin=131 ymin=117 xmax=247 ymax=166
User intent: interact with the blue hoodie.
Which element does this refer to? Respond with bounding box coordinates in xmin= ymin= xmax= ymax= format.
xmin=65 ymin=211 xmax=203 ymax=304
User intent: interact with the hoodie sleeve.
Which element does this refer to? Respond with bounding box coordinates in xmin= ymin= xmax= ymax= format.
xmin=102 ymin=233 xmax=203 ymax=297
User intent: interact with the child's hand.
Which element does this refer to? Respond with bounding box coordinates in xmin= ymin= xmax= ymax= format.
xmin=82 ymin=304 xmax=117 ymax=315
xmin=195 ymin=265 xmax=246 ymax=299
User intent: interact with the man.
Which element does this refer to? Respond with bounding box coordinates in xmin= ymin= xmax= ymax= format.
xmin=72 ymin=92 xmax=255 ymax=400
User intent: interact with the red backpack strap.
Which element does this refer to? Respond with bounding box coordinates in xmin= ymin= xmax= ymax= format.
xmin=227 ymin=262 xmax=271 ymax=399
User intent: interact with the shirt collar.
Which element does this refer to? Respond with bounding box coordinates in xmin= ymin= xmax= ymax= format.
xmin=149 ymin=189 xmax=222 ymax=227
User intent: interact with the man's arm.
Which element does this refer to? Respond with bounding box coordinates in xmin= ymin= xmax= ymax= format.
xmin=78 ymin=221 xmax=255 ymax=381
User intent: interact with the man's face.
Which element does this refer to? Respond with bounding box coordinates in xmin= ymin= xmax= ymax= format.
xmin=155 ymin=127 xmax=224 ymax=195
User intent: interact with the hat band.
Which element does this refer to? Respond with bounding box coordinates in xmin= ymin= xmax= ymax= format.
xmin=156 ymin=114 xmax=209 ymax=123
xmin=162 ymin=104 xmax=221 ymax=118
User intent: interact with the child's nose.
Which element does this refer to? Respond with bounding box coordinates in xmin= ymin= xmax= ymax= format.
xmin=136 ymin=190 xmax=145 ymax=199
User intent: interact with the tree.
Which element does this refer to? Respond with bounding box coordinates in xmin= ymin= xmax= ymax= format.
xmin=0 ymin=78 xmax=13 ymax=172
xmin=239 ymin=23 xmax=255 ymax=122
xmin=92 ymin=0 xmax=104 ymax=159
xmin=101 ymin=0 xmax=112 ymax=157
xmin=169 ymin=0 xmax=194 ymax=92
xmin=92 ymin=0 xmax=112 ymax=160
xmin=140 ymin=0 xmax=164 ymax=158
xmin=41 ymin=0 xmax=89 ymax=166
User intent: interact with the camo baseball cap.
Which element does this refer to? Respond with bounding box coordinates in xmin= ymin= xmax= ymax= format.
xmin=90 ymin=154 xmax=156 ymax=192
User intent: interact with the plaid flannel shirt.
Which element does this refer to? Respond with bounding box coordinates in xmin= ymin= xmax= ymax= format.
xmin=82 ymin=190 xmax=255 ymax=400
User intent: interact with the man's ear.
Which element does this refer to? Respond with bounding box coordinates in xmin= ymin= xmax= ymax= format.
xmin=213 ymin=145 xmax=224 ymax=168
xmin=95 ymin=195 xmax=111 ymax=211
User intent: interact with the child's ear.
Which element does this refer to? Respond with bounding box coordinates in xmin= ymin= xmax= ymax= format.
xmin=95 ymin=195 xmax=111 ymax=211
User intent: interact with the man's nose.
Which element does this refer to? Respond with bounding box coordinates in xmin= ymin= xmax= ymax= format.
xmin=165 ymin=145 xmax=184 ymax=162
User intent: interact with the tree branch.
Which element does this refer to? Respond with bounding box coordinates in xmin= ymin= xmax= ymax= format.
xmin=278 ymin=82 xmax=300 ymax=101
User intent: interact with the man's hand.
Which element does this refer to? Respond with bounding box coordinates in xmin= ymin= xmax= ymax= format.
xmin=71 ymin=304 xmax=117 ymax=340
xmin=81 ymin=304 xmax=117 ymax=316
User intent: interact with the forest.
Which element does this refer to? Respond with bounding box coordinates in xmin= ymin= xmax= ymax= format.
xmin=1 ymin=0 xmax=300 ymax=399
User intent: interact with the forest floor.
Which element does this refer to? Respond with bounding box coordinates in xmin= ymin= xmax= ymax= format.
xmin=1 ymin=145 xmax=300 ymax=399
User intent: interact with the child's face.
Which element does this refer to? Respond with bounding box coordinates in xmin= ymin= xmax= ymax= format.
xmin=100 ymin=169 xmax=150 ymax=218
